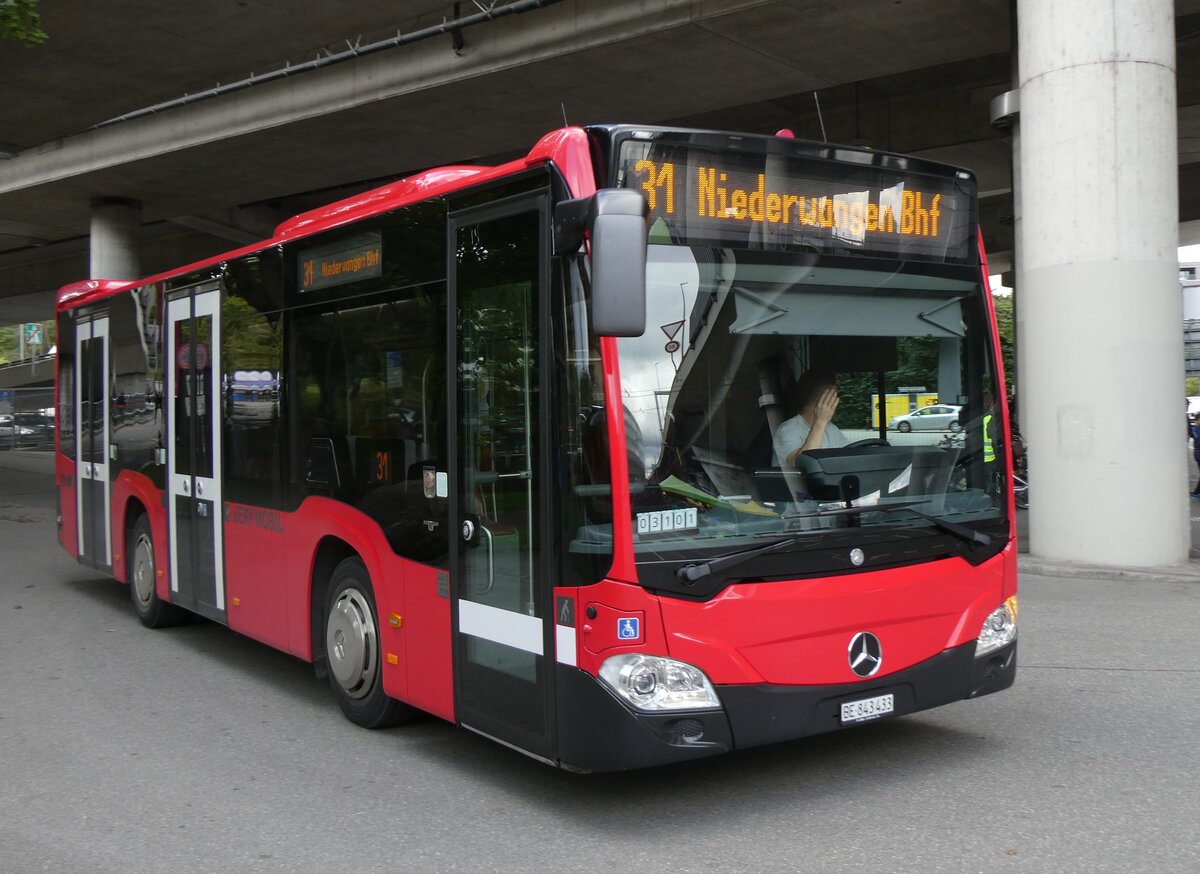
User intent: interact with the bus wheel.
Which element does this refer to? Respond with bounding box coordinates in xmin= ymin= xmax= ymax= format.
xmin=324 ymin=557 xmax=415 ymax=728
xmin=128 ymin=515 xmax=186 ymax=628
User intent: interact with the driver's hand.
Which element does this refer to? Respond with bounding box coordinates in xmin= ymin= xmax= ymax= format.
xmin=813 ymin=386 xmax=839 ymax=425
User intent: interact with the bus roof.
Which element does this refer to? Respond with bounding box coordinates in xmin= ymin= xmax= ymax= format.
xmin=56 ymin=126 xmax=596 ymax=311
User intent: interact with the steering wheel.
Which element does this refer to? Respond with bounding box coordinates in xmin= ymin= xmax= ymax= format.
xmin=845 ymin=438 xmax=890 ymax=448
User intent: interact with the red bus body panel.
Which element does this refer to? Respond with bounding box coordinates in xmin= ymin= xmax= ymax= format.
xmin=240 ymin=496 xmax=456 ymax=723
xmin=56 ymin=455 xmax=78 ymax=559
xmin=567 ymin=539 xmax=1015 ymax=686
xmin=222 ymin=501 xmax=293 ymax=653
xmin=659 ymin=547 xmax=1013 ymax=686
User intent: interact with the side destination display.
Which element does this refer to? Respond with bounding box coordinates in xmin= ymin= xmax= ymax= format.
xmin=617 ymin=139 xmax=975 ymax=262
xmin=297 ymin=231 xmax=383 ymax=292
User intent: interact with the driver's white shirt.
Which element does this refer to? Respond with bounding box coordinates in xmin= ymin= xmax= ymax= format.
xmin=773 ymin=414 xmax=849 ymax=464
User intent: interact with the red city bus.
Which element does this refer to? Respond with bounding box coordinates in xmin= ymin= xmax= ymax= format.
xmin=55 ymin=125 xmax=1017 ymax=772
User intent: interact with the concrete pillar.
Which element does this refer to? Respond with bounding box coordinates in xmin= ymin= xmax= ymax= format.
xmin=89 ymin=197 xmax=141 ymax=280
xmin=1016 ymin=0 xmax=1184 ymax=566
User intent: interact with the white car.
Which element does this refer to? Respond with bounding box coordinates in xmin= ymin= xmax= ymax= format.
xmin=0 ymin=416 xmax=38 ymax=449
xmin=888 ymin=404 xmax=962 ymax=433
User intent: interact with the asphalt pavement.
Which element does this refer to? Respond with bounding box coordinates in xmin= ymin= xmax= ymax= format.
xmin=1 ymin=449 xmax=1198 ymax=873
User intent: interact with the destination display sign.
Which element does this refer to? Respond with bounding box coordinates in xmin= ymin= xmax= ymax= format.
xmin=617 ymin=140 xmax=974 ymax=262
xmin=297 ymin=231 xmax=383 ymax=292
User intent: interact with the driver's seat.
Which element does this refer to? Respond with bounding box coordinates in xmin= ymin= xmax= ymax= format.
xmin=757 ymin=357 xmax=793 ymax=464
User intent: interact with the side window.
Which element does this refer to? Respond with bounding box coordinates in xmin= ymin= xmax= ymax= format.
xmin=287 ymin=289 xmax=449 ymax=563
xmin=109 ymin=288 xmax=160 ymax=473
xmin=289 ymin=307 xmax=347 ymax=489
xmin=368 ymin=286 xmax=448 ymax=567
xmin=223 ymin=250 xmax=285 ymax=506
xmin=339 ymin=299 xmax=436 ymax=488
xmin=340 ymin=303 xmax=401 ymax=438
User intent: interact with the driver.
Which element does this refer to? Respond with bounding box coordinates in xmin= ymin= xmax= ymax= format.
xmin=774 ymin=368 xmax=849 ymax=466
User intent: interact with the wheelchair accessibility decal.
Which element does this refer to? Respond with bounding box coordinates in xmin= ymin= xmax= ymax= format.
xmin=617 ymin=617 xmax=640 ymax=640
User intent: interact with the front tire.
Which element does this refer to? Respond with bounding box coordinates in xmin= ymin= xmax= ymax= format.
xmin=897 ymin=421 xmax=912 ymax=433
xmin=128 ymin=515 xmax=187 ymax=628
xmin=324 ymin=557 xmax=417 ymax=728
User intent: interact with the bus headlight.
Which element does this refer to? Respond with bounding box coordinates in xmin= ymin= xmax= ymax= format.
xmin=975 ymin=595 xmax=1018 ymax=657
xmin=598 ymin=654 xmax=721 ymax=712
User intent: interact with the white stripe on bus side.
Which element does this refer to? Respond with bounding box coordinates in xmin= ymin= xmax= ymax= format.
xmin=458 ymin=600 xmax=544 ymax=655
xmin=555 ymin=625 xmax=577 ymax=667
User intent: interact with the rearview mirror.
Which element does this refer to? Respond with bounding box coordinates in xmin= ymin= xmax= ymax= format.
xmin=589 ymin=189 xmax=648 ymax=337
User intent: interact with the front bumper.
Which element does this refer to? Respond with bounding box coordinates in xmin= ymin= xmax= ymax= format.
xmin=554 ymin=639 xmax=1016 ymax=772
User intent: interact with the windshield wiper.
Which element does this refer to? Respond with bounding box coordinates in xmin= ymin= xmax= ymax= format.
xmin=676 ymin=536 xmax=798 ymax=583
xmin=818 ymin=503 xmax=991 ymax=546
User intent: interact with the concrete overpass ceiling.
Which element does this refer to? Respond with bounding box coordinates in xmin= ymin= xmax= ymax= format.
xmin=1 ymin=1 xmax=470 ymax=147
xmin=1181 ymin=15 xmax=1200 ymax=179
xmin=1 ymin=1 xmax=1012 ymax=255
xmin=1 ymin=0 xmax=1009 ymax=150
xmin=0 ymin=0 xmax=1197 ymax=316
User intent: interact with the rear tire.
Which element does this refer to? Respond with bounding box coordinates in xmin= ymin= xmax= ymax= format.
xmin=128 ymin=515 xmax=187 ymax=628
xmin=324 ymin=557 xmax=417 ymax=728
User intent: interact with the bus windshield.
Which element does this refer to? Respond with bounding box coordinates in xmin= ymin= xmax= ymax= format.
xmin=603 ymin=242 xmax=1006 ymax=589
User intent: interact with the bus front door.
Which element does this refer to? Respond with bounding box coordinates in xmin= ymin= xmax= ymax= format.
xmin=75 ymin=314 xmax=111 ymax=569
xmin=449 ymin=195 xmax=553 ymax=763
xmin=165 ymin=285 xmax=226 ymax=622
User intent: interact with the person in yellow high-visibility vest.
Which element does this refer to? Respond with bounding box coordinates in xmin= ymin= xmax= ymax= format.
xmin=981 ymin=391 xmax=999 ymax=496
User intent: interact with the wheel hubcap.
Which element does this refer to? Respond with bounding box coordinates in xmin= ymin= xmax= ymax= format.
xmin=132 ymin=533 xmax=155 ymax=606
xmin=326 ymin=587 xmax=378 ymax=700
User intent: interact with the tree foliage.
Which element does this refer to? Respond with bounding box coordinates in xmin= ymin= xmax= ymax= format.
xmin=992 ymin=293 xmax=1015 ymax=390
xmin=222 ymin=296 xmax=283 ymax=371
xmin=1 ymin=0 xmax=47 ymax=45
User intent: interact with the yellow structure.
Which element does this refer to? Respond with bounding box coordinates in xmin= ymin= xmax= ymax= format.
xmin=872 ymin=392 xmax=940 ymax=427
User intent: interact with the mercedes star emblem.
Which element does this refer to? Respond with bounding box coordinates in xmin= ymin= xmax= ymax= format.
xmin=848 ymin=631 xmax=883 ymax=677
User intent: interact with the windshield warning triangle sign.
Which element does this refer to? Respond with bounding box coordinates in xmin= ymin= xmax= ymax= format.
xmin=661 ymin=320 xmax=684 ymax=340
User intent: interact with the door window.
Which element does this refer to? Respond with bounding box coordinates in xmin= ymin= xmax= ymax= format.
xmin=453 ymin=201 xmax=550 ymax=752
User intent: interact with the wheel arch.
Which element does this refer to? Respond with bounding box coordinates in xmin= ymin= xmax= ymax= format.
xmin=112 ymin=470 xmax=165 ymax=586
xmin=308 ymin=536 xmax=359 ymax=676
xmin=118 ymin=495 xmax=151 ymax=585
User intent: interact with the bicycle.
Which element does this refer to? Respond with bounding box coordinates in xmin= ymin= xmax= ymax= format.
xmin=1011 ymin=430 xmax=1028 ymax=509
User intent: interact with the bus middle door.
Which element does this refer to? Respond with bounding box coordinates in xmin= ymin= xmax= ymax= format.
xmin=165 ymin=284 xmax=226 ymax=622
